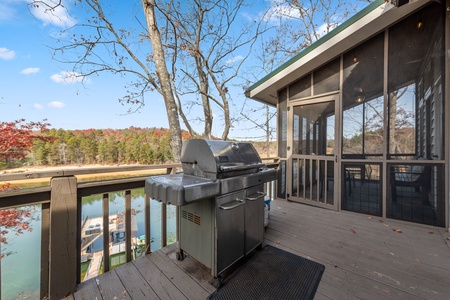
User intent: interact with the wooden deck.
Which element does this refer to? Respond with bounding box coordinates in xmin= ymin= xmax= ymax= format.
xmin=68 ymin=199 xmax=450 ymax=300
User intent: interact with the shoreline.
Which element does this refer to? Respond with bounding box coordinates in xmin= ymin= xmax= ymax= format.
xmin=1 ymin=164 xmax=166 ymax=186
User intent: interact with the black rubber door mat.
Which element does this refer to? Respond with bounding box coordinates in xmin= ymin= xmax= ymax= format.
xmin=207 ymin=245 xmax=325 ymax=300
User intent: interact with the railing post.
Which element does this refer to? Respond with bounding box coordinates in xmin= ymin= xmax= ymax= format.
xmin=145 ymin=194 xmax=152 ymax=253
xmin=176 ymin=205 xmax=180 ymax=245
xmin=161 ymin=203 xmax=167 ymax=247
xmin=102 ymin=193 xmax=110 ymax=272
xmin=162 ymin=167 xmax=176 ymax=248
xmin=125 ymin=190 xmax=132 ymax=262
xmin=40 ymin=202 xmax=50 ymax=299
xmin=49 ymin=176 xmax=78 ymax=299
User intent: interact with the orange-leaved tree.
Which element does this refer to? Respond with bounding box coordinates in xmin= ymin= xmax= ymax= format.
xmin=0 ymin=183 xmax=31 ymax=259
xmin=0 ymin=118 xmax=51 ymax=166
xmin=1 ymin=119 xmax=51 ymax=258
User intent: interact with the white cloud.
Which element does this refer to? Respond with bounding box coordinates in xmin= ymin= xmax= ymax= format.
xmin=20 ymin=67 xmax=40 ymax=75
xmin=0 ymin=2 xmax=16 ymax=22
xmin=0 ymin=47 xmax=16 ymax=60
xmin=33 ymin=103 xmax=43 ymax=109
xmin=29 ymin=0 xmax=76 ymax=28
xmin=226 ymin=56 xmax=244 ymax=64
xmin=263 ymin=0 xmax=301 ymax=23
xmin=50 ymin=71 xmax=87 ymax=85
xmin=48 ymin=101 xmax=65 ymax=108
xmin=312 ymin=23 xmax=329 ymax=42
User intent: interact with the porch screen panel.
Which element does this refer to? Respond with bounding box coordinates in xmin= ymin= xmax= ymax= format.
xmin=290 ymin=74 xmax=311 ymax=101
xmin=291 ymin=158 xmax=305 ymax=198
xmin=342 ymin=97 xmax=384 ymax=156
xmin=278 ymin=160 xmax=286 ymax=198
xmin=388 ymin=163 xmax=445 ymax=227
xmin=278 ymin=88 xmax=288 ymax=158
xmin=388 ymin=2 xmax=445 ymax=160
xmin=278 ymin=88 xmax=288 ymax=198
xmin=387 ymin=84 xmax=416 ymax=158
xmin=293 ymin=102 xmax=335 ymax=155
xmin=342 ymin=33 xmax=384 ymax=157
xmin=313 ymin=58 xmax=340 ymax=95
xmin=342 ymin=163 xmax=382 ymax=216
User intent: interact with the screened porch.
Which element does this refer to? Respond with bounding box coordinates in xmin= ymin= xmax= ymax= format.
xmin=255 ymin=1 xmax=447 ymax=228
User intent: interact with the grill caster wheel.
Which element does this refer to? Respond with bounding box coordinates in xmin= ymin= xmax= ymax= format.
xmin=176 ymin=251 xmax=185 ymax=261
xmin=211 ymin=277 xmax=223 ymax=289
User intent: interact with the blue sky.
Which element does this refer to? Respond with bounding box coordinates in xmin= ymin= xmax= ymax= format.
xmin=0 ymin=0 xmax=371 ymax=140
xmin=0 ymin=1 xmax=174 ymax=132
xmin=0 ymin=0 xmax=280 ymax=140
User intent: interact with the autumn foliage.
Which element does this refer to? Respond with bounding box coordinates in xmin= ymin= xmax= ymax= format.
xmin=0 ymin=183 xmax=32 ymax=259
xmin=0 ymin=119 xmax=48 ymax=257
xmin=0 ymin=119 xmax=52 ymax=163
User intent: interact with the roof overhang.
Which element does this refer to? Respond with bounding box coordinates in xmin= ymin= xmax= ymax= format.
xmin=247 ymin=0 xmax=432 ymax=106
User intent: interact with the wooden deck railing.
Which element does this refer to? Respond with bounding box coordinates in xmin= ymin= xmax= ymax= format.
xmin=0 ymin=159 xmax=278 ymax=299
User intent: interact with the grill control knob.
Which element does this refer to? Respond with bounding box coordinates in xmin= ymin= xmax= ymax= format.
xmin=231 ymin=142 xmax=239 ymax=151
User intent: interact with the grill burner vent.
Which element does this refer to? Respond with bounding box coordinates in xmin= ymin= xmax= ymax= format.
xmin=181 ymin=209 xmax=201 ymax=225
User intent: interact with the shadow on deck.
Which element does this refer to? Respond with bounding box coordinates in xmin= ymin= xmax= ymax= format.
xmin=68 ymin=199 xmax=450 ymax=300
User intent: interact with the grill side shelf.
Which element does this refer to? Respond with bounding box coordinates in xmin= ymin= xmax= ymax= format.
xmin=144 ymin=174 xmax=220 ymax=206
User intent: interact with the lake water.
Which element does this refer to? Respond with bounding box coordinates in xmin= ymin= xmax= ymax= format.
xmin=1 ymin=188 xmax=176 ymax=300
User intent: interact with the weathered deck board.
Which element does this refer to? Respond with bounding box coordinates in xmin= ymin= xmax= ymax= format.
xmin=71 ymin=247 xmax=212 ymax=300
xmin=72 ymin=277 xmax=102 ymax=299
xmin=159 ymin=244 xmax=216 ymax=294
xmin=70 ymin=199 xmax=450 ymax=300
xmin=114 ymin=261 xmax=159 ymax=299
xmin=132 ymin=254 xmax=189 ymax=300
xmin=150 ymin=249 xmax=211 ymax=299
xmin=266 ymin=200 xmax=450 ymax=300
xmin=96 ymin=270 xmax=131 ymax=299
xmin=267 ymin=211 xmax=449 ymax=285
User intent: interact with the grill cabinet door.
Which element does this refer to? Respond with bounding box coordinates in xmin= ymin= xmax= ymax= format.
xmin=245 ymin=184 xmax=265 ymax=255
xmin=216 ymin=190 xmax=245 ymax=275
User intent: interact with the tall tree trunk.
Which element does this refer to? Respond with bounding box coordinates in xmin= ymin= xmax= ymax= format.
xmin=266 ymin=104 xmax=270 ymax=157
xmin=142 ymin=0 xmax=182 ymax=161
xmin=389 ymin=93 xmax=397 ymax=154
xmin=221 ymin=99 xmax=230 ymax=140
xmin=197 ymin=60 xmax=213 ymax=139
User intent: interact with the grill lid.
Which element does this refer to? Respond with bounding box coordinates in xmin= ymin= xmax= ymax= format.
xmin=181 ymin=139 xmax=264 ymax=179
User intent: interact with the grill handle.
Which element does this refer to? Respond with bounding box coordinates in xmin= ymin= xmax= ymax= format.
xmin=219 ymin=163 xmax=265 ymax=172
xmin=218 ymin=199 xmax=246 ymax=210
xmin=245 ymin=192 xmax=266 ymax=201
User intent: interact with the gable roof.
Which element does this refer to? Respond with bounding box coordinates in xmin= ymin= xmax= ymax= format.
xmin=247 ymin=0 xmax=432 ymax=106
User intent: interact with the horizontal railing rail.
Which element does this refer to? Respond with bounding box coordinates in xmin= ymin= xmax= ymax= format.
xmin=0 ymin=159 xmax=279 ymax=299
xmin=0 ymin=186 xmax=51 ymax=209
xmin=0 ymin=163 xmax=181 ymax=182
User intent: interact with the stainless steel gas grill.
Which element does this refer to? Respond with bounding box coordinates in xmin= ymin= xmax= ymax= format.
xmin=145 ymin=139 xmax=276 ymax=286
